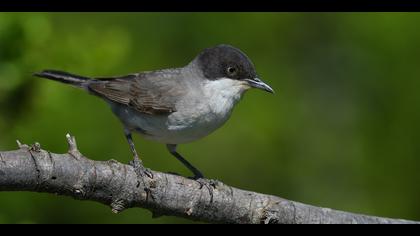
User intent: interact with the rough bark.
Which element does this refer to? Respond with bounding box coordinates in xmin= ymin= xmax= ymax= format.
xmin=0 ymin=134 xmax=417 ymax=224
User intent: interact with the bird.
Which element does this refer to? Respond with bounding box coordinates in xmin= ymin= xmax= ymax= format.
xmin=34 ymin=44 xmax=274 ymax=186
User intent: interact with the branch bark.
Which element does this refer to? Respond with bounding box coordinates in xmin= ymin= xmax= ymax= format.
xmin=0 ymin=134 xmax=417 ymax=224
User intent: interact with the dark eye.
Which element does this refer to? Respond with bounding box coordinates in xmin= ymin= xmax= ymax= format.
xmin=226 ymin=66 xmax=238 ymax=77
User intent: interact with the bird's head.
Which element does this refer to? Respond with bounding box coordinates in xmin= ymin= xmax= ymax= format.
xmin=194 ymin=44 xmax=274 ymax=94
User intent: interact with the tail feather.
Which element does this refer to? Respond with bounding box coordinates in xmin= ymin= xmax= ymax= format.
xmin=34 ymin=70 xmax=91 ymax=88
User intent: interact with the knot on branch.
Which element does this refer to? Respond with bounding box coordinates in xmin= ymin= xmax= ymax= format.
xmin=261 ymin=209 xmax=280 ymax=224
xmin=73 ymin=184 xmax=87 ymax=198
xmin=16 ymin=140 xmax=41 ymax=152
xmin=110 ymin=199 xmax=127 ymax=214
xmin=66 ymin=133 xmax=83 ymax=159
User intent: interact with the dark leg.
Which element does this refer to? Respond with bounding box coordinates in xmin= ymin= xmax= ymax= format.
xmin=166 ymin=144 xmax=217 ymax=202
xmin=125 ymin=129 xmax=152 ymax=178
xmin=166 ymin=144 xmax=204 ymax=178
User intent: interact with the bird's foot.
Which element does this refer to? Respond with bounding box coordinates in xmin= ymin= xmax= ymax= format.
xmin=129 ymin=158 xmax=153 ymax=179
xmin=190 ymin=176 xmax=219 ymax=202
xmin=129 ymin=158 xmax=155 ymax=201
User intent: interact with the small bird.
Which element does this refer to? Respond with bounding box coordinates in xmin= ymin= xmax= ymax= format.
xmin=35 ymin=44 xmax=273 ymax=184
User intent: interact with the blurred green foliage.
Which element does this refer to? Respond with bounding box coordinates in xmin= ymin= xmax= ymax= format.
xmin=0 ymin=13 xmax=420 ymax=223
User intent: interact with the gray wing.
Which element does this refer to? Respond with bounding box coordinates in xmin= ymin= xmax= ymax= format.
xmin=88 ymin=70 xmax=185 ymax=115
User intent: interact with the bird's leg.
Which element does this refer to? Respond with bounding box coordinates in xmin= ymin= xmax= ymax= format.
xmin=125 ymin=129 xmax=153 ymax=179
xmin=166 ymin=144 xmax=218 ymax=201
xmin=166 ymin=144 xmax=204 ymax=178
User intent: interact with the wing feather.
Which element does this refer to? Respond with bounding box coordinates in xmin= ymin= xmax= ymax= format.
xmin=88 ymin=70 xmax=183 ymax=115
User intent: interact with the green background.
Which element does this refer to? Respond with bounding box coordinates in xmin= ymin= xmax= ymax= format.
xmin=0 ymin=13 xmax=419 ymax=223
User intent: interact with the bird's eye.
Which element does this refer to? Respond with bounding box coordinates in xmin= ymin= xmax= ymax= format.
xmin=226 ymin=66 xmax=238 ymax=77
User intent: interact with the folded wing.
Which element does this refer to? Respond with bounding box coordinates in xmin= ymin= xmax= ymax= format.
xmin=88 ymin=70 xmax=184 ymax=115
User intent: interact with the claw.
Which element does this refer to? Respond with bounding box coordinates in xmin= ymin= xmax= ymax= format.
xmin=193 ymin=177 xmax=218 ymax=203
xmin=129 ymin=158 xmax=155 ymax=201
xmin=130 ymin=159 xmax=153 ymax=179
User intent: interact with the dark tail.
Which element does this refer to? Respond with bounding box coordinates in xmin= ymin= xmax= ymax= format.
xmin=34 ymin=70 xmax=91 ymax=89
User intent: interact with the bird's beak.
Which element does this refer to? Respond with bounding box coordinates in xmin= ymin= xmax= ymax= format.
xmin=244 ymin=78 xmax=274 ymax=94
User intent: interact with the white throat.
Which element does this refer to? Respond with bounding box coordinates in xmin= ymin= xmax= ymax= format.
xmin=202 ymin=78 xmax=249 ymax=116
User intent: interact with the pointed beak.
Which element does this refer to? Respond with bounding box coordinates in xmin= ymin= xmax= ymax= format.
xmin=244 ymin=77 xmax=274 ymax=94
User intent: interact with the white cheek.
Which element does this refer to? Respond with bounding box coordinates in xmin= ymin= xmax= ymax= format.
xmin=203 ymin=78 xmax=249 ymax=115
xmin=203 ymin=78 xmax=249 ymax=96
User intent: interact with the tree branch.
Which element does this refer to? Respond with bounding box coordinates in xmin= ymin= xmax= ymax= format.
xmin=0 ymin=134 xmax=417 ymax=224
